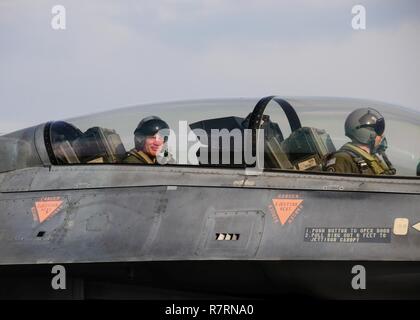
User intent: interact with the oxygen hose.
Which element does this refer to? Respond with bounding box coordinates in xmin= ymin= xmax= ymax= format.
xmin=376 ymin=137 xmax=396 ymax=175
xmin=379 ymin=151 xmax=396 ymax=175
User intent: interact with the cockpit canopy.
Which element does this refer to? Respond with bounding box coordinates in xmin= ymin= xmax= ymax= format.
xmin=1 ymin=96 xmax=419 ymax=177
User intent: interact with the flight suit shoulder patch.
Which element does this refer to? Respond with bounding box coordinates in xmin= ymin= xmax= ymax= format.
xmin=325 ymin=151 xmax=359 ymax=174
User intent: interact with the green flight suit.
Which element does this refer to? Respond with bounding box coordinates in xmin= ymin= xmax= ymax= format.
xmin=122 ymin=149 xmax=156 ymax=164
xmin=324 ymin=143 xmax=392 ymax=175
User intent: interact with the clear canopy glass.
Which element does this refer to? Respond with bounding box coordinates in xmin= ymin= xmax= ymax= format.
xmin=46 ymin=97 xmax=420 ymax=177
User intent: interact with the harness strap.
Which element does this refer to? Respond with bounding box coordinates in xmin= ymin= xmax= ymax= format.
xmin=341 ymin=143 xmax=386 ymax=175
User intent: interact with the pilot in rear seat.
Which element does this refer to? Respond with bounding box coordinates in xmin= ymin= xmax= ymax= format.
xmin=324 ymin=108 xmax=396 ymax=176
xmin=123 ymin=116 xmax=174 ymax=165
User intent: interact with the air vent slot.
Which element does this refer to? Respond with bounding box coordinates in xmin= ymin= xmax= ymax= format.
xmin=197 ymin=209 xmax=265 ymax=258
xmin=215 ymin=233 xmax=240 ymax=241
xmin=36 ymin=231 xmax=46 ymax=238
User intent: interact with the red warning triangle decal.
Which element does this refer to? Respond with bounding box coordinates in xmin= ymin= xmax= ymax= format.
xmin=34 ymin=199 xmax=63 ymax=223
xmin=272 ymin=198 xmax=303 ymax=225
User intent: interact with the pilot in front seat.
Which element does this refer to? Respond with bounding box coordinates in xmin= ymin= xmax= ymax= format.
xmin=324 ymin=108 xmax=395 ymax=175
xmin=123 ymin=116 xmax=173 ymax=165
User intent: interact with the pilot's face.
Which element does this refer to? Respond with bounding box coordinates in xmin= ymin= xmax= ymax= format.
xmin=143 ymin=134 xmax=164 ymax=158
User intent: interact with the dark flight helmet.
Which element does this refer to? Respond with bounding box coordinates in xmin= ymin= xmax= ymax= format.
xmin=134 ymin=116 xmax=170 ymax=150
xmin=345 ymin=108 xmax=385 ymax=148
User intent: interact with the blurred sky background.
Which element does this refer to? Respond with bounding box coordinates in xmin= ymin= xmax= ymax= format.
xmin=1 ymin=0 xmax=419 ymax=133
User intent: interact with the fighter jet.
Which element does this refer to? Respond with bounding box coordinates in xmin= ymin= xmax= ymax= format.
xmin=0 ymin=96 xmax=419 ymax=299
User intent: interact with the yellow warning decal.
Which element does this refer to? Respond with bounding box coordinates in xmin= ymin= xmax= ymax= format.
xmin=269 ymin=194 xmax=304 ymax=225
xmin=32 ymin=197 xmax=63 ymax=223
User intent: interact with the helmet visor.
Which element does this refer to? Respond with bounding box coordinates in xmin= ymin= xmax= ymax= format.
xmin=358 ymin=115 xmax=385 ymax=136
xmin=374 ymin=118 xmax=385 ymax=135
